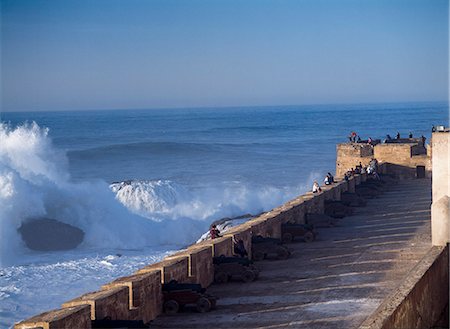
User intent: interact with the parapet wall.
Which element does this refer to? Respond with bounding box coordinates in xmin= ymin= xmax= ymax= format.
xmin=336 ymin=143 xmax=374 ymax=177
xmin=337 ymin=141 xmax=430 ymax=179
xmin=14 ymin=172 xmax=364 ymax=328
xmin=359 ymin=245 xmax=449 ymax=329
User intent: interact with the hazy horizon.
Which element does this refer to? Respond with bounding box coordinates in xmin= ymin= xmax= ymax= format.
xmin=1 ymin=99 xmax=448 ymax=114
xmin=1 ymin=0 xmax=448 ymax=112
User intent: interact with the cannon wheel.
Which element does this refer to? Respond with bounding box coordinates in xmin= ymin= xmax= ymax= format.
xmin=242 ymin=270 xmax=256 ymax=283
xmin=253 ymin=251 xmax=265 ymax=261
xmin=282 ymin=232 xmax=293 ymax=244
xmin=276 ymin=247 xmax=289 ymax=260
xmin=164 ymin=300 xmax=179 ymax=315
xmin=214 ymin=271 xmax=228 ymax=284
xmin=304 ymin=231 xmax=315 ymax=243
xmin=196 ymin=297 xmax=212 ymax=313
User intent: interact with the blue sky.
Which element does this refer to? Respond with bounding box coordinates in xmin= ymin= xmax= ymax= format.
xmin=1 ymin=0 xmax=448 ymax=111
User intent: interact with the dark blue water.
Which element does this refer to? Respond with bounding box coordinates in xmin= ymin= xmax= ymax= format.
xmin=0 ymin=102 xmax=447 ymax=328
xmin=2 ymin=102 xmax=447 ymax=187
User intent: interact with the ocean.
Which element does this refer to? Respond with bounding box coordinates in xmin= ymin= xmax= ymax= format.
xmin=0 ymin=102 xmax=448 ymax=327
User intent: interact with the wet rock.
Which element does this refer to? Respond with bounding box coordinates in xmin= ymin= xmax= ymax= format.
xmin=18 ymin=218 xmax=84 ymax=251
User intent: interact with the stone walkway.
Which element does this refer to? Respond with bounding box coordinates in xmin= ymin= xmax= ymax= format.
xmin=151 ymin=179 xmax=432 ymax=329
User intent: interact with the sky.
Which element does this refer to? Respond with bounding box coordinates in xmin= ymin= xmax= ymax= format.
xmin=0 ymin=0 xmax=448 ymax=112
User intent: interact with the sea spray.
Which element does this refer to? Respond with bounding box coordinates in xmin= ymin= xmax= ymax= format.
xmin=0 ymin=123 xmax=160 ymax=266
xmin=0 ymin=122 xmax=319 ymax=267
xmin=109 ymin=177 xmax=319 ymax=226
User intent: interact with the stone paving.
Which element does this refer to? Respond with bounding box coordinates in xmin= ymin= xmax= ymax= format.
xmin=151 ymin=179 xmax=432 ymax=329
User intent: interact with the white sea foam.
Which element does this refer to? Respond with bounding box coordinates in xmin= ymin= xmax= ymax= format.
xmin=0 ymin=123 xmax=160 ymax=266
xmin=0 ymin=122 xmax=316 ymax=268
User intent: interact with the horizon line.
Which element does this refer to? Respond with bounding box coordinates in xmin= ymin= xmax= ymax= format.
xmin=1 ymin=99 xmax=448 ymax=114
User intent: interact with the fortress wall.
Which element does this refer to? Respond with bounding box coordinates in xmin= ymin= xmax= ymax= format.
xmin=359 ymin=245 xmax=449 ymax=329
xmin=336 ymin=143 xmax=373 ymax=177
xmin=182 ymin=245 xmax=215 ymax=287
xmin=15 ymin=174 xmax=368 ymax=328
xmin=374 ymin=144 xmax=412 ymax=161
xmin=14 ymin=305 xmax=92 ymax=329
xmin=101 ymin=271 xmax=163 ymax=323
xmin=135 ymin=256 xmax=189 ymax=284
xmin=61 ymin=287 xmax=130 ymax=321
xmin=337 ymin=142 xmax=431 ymax=179
xmin=196 ymin=236 xmax=234 ymax=257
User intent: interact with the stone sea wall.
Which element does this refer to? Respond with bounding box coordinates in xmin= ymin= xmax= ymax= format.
xmin=15 ymin=173 xmax=368 ymax=328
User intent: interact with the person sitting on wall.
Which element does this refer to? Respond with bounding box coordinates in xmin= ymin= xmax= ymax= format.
xmin=324 ymin=174 xmax=331 ymax=185
xmin=233 ymin=238 xmax=248 ymax=258
xmin=386 ymin=134 xmax=392 ymax=140
xmin=367 ymin=137 xmax=373 ymax=145
xmin=360 ymin=166 xmax=366 ymax=174
xmin=210 ymin=224 xmax=222 ymax=239
xmin=312 ymin=181 xmax=322 ymax=193
xmin=409 ymin=132 xmax=413 ymax=138
xmin=328 ymin=172 xmax=335 ymax=183
xmin=396 ymin=132 xmax=400 ymax=139
xmin=357 ymin=136 xmax=361 ymax=142
xmin=344 ymin=173 xmax=349 ymax=181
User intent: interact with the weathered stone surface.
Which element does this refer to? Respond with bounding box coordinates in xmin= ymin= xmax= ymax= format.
xmin=62 ymin=287 xmax=129 ymax=321
xmin=136 ymin=256 xmax=189 ymax=284
xmin=359 ymin=246 xmax=448 ymax=329
xmin=14 ymin=305 xmax=91 ymax=329
xmin=151 ymin=179 xmax=434 ymax=329
xmin=102 ymin=271 xmax=163 ymax=323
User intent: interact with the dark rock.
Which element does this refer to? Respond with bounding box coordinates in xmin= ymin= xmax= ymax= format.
xmin=18 ymin=218 xmax=84 ymax=251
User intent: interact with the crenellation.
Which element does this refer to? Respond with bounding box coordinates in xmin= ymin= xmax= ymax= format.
xmin=15 ymin=129 xmax=448 ymax=328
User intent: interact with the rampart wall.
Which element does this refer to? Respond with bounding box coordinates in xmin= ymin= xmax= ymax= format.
xmin=14 ymin=173 xmax=362 ymax=328
xmin=336 ymin=141 xmax=431 ymax=179
xmin=359 ymin=245 xmax=449 ymax=329
xmin=15 ymin=132 xmax=446 ymax=328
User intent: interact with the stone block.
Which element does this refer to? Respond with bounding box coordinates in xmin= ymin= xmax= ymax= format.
xmin=62 ymin=287 xmax=129 ymax=321
xmin=102 ymin=271 xmax=162 ymax=323
xmin=136 ymin=256 xmax=189 ymax=284
xmin=172 ymin=245 xmax=215 ymax=288
xmin=14 ymin=305 xmax=91 ymax=329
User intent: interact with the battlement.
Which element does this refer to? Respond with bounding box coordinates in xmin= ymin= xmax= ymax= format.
xmin=336 ymin=138 xmax=430 ymax=179
xmin=14 ymin=128 xmax=450 ymax=329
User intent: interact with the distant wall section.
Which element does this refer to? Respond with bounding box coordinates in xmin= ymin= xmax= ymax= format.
xmin=336 ymin=139 xmax=430 ymax=179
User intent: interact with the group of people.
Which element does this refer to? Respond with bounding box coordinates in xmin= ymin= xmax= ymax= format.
xmin=343 ymin=158 xmax=379 ymax=181
xmin=312 ymin=172 xmax=334 ymax=193
xmin=348 ymin=132 xmax=375 ymax=145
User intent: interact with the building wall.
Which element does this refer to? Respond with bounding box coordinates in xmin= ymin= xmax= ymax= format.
xmin=431 ymin=132 xmax=450 ymax=246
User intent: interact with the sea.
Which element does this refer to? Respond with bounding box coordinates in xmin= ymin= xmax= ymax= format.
xmin=0 ymin=102 xmax=448 ymax=327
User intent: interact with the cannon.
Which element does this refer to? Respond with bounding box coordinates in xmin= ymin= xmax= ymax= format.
xmin=355 ymin=185 xmax=381 ymax=198
xmin=251 ymin=235 xmax=290 ymax=261
xmin=324 ymin=201 xmax=354 ymax=218
xmin=281 ymin=223 xmax=317 ymax=244
xmin=162 ymin=280 xmax=217 ymax=314
xmin=341 ymin=192 xmax=367 ymax=207
xmin=213 ymin=256 xmax=260 ymax=283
